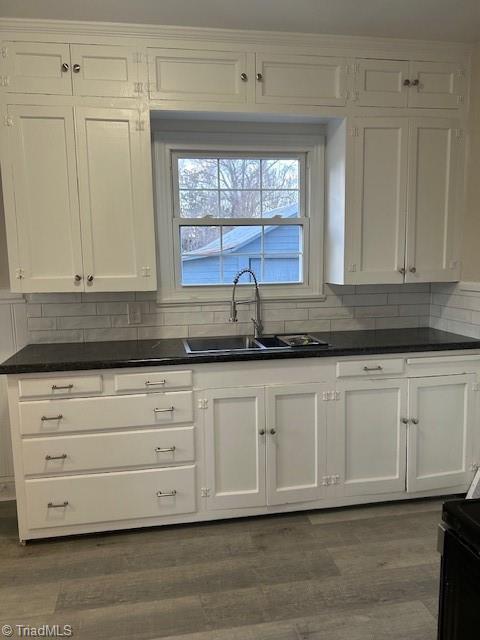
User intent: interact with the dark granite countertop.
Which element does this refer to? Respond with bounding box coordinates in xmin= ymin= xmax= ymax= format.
xmin=0 ymin=328 xmax=479 ymax=375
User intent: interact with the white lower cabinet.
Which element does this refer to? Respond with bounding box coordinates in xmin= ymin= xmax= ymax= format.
xmin=334 ymin=378 xmax=408 ymax=496
xmin=406 ymin=374 xmax=475 ymax=493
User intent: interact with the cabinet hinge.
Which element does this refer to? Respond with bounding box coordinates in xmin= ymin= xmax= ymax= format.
xmin=133 ymin=52 xmax=143 ymax=64
xmin=322 ymin=391 xmax=340 ymax=402
xmin=455 ymin=128 xmax=464 ymax=139
xmin=4 ymin=115 xmax=12 ymax=127
xmin=457 ymin=95 xmax=464 ymax=105
xmin=456 ymin=67 xmax=466 ymax=78
xmin=347 ymin=263 xmax=357 ymax=272
xmin=1 ymin=46 xmax=7 ymax=58
xmin=472 ymin=383 xmax=480 ymax=392
xmin=201 ymin=487 xmax=211 ymax=498
xmin=134 ymin=81 xmax=144 ymax=94
xmin=135 ymin=119 xmax=145 ymax=131
xmin=15 ymin=268 xmax=24 ymax=280
xmin=197 ymin=399 xmax=208 ymax=410
xmin=349 ymin=90 xmax=359 ymax=102
xmin=322 ymin=474 xmax=340 ymax=486
xmin=0 ymin=75 xmax=9 ymax=87
xmin=141 ymin=266 xmax=151 ymax=278
xmin=350 ymin=126 xmax=359 ymax=137
xmin=347 ymin=63 xmax=359 ymax=74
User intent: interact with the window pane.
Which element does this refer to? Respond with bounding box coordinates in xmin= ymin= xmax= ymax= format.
xmin=179 ymin=190 xmax=219 ymax=218
xmin=220 ymin=191 xmax=261 ymax=218
xmin=178 ymin=158 xmax=218 ymax=189
xmin=219 ymin=158 xmax=260 ymax=189
xmin=264 ymin=225 xmax=302 ymax=253
xmin=180 ymin=226 xmax=220 ymax=253
xmin=262 ymin=190 xmax=299 ymax=217
xmin=180 ymin=226 xmax=222 ymax=285
xmin=262 ymin=159 xmax=299 ymax=189
xmin=263 ymin=256 xmax=302 ymax=283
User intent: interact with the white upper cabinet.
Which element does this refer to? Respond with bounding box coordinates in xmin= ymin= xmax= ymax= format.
xmin=405 ymin=118 xmax=460 ymax=282
xmin=3 ymin=105 xmax=156 ymax=292
xmin=348 ymin=118 xmax=408 ymax=283
xmin=255 ymin=53 xmax=346 ymax=106
xmin=70 ymin=45 xmax=138 ymax=98
xmin=354 ymin=59 xmax=409 ymax=107
xmin=205 ymin=387 xmax=266 ymax=510
xmin=74 ymin=107 xmax=157 ymax=292
xmin=3 ymin=42 xmax=138 ymax=97
xmin=6 ymin=105 xmax=83 ymax=292
xmin=147 ymin=48 xmax=251 ymax=103
xmin=354 ymin=59 xmax=465 ymax=109
xmin=266 ymin=384 xmax=327 ymax=505
xmin=4 ymin=42 xmax=72 ymax=95
xmin=408 ymin=61 xmax=465 ymax=109
xmin=334 ymin=378 xmax=408 ymax=497
xmin=407 ymin=375 xmax=475 ymax=493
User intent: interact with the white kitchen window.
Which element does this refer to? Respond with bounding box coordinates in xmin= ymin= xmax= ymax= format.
xmin=154 ymin=128 xmax=324 ymax=303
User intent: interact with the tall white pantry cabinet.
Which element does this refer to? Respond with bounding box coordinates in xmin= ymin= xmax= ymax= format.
xmin=0 ymin=24 xmax=472 ymax=293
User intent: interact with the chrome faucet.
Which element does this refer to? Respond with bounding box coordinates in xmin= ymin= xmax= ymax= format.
xmin=229 ymin=268 xmax=263 ymax=339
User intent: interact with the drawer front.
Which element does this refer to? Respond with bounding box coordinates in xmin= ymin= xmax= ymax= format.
xmin=19 ymin=375 xmax=103 ymax=399
xmin=25 ymin=465 xmax=196 ymax=530
xmin=336 ymin=358 xmax=404 ymax=378
xmin=22 ymin=426 xmax=195 ymax=475
xmin=115 ymin=370 xmax=192 ymax=393
xmin=19 ymin=391 xmax=193 ymax=435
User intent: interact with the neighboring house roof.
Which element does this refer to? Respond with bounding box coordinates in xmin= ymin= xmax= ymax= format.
xmin=182 ymin=203 xmax=298 ymax=261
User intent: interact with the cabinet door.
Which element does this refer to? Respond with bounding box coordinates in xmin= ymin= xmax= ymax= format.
xmin=405 ymin=119 xmax=460 ymax=282
xmin=354 ymin=59 xmax=409 ymax=107
xmin=255 ymin=54 xmax=346 ymax=106
xmin=70 ymin=45 xmax=138 ymax=98
xmin=266 ymin=384 xmax=327 ymax=505
xmin=348 ymin=118 xmax=408 ymax=283
xmin=4 ymin=42 xmax=72 ymax=95
xmin=147 ymin=48 xmax=250 ymax=103
xmin=74 ymin=107 xmax=157 ymax=292
xmin=6 ymin=105 xmax=83 ymax=292
xmin=334 ymin=379 xmax=408 ymax=496
xmin=407 ymin=375 xmax=475 ymax=493
xmin=408 ymin=62 xmax=464 ymax=109
xmin=205 ymin=387 xmax=266 ymax=510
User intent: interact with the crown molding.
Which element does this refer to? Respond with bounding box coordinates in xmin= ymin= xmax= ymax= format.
xmin=0 ymin=17 xmax=473 ymax=58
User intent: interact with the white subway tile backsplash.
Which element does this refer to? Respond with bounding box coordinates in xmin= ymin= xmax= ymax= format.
xmin=342 ymin=294 xmax=388 ymax=307
xmin=84 ymin=328 xmax=139 ymax=342
xmin=42 ymin=303 xmax=97 ymax=317
xmin=27 ymin=317 xmax=56 ymax=331
xmin=330 ymin=318 xmax=375 ymax=331
xmin=57 ymin=315 xmax=111 ymax=330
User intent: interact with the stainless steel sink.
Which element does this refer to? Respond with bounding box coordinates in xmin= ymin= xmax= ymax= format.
xmin=183 ymin=336 xmax=263 ymax=353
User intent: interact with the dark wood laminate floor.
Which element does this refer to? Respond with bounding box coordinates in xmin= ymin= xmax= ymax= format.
xmin=0 ymin=499 xmax=444 ymax=639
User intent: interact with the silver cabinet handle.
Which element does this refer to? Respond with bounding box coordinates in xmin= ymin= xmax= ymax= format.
xmin=41 ymin=414 xmax=63 ymax=422
xmin=256 ymin=72 xmax=263 ymax=81
xmin=240 ymin=72 xmax=248 ymax=81
xmin=403 ymin=78 xmax=411 ymax=86
xmin=155 ymin=446 xmax=176 ymax=453
xmin=363 ymin=365 xmax=383 ymax=371
xmin=412 ymin=79 xmax=420 ymax=86
xmin=73 ymin=64 xmax=81 ymax=73
xmin=409 ymin=266 xmax=417 ymax=273
xmin=154 ymin=406 xmax=175 ymax=413
xmin=401 ymin=417 xmax=409 ymax=424
xmin=398 ymin=267 xmax=406 ymax=275
xmin=87 ymin=274 xmax=94 ymax=283
xmin=156 ymin=490 xmax=177 ymax=497
xmin=270 ymin=428 xmax=277 ymax=435
xmin=74 ymin=274 xmax=82 ymax=282
xmin=52 ymin=384 xmax=73 ymax=391
xmin=411 ymin=418 xmax=419 ymax=424
xmin=259 ymin=429 xmax=265 ymax=436
xmin=145 ymin=380 xmax=166 ymax=387
xmin=48 ymin=501 xmax=68 ymax=508
xmin=61 ymin=62 xmax=70 ymax=72
xmin=45 ymin=453 xmax=67 ymax=461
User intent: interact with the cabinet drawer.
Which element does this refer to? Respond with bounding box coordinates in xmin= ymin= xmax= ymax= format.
xmin=22 ymin=426 xmax=195 ymax=475
xmin=19 ymin=375 xmax=103 ymax=399
xmin=336 ymin=358 xmax=404 ymax=378
xmin=19 ymin=391 xmax=193 ymax=435
xmin=25 ymin=465 xmax=196 ymax=530
xmin=115 ymin=370 xmax=192 ymax=393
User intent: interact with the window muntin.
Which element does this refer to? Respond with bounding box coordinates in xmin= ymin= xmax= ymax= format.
xmin=172 ymin=152 xmax=306 ymax=287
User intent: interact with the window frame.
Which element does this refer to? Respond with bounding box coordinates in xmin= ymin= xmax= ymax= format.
xmin=153 ymin=130 xmax=325 ymax=304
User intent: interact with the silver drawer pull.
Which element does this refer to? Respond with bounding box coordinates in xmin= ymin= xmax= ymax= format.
xmin=154 ymin=406 xmax=175 ymax=413
xmin=145 ymin=380 xmax=166 ymax=386
xmin=155 ymin=446 xmax=176 ymax=453
xmin=51 ymin=384 xmax=74 ymax=391
xmin=47 ymin=501 xmax=69 ymax=509
xmin=156 ymin=490 xmax=177 ymax=498
xmin=45 ymin=454 xmax=67 ymax=461
xmin=41 ymin=414 xmax=63 ymax=422
xmin=363 ymin=365 xmax=383 ymax=371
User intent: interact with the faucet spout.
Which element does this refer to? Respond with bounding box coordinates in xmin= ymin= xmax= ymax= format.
xmin=229 ymin=268 xmax=263 ymax=338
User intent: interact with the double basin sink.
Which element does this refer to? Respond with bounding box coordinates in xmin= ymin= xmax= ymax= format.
xmin=183 ymin=335 xmax=290 ymax=353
